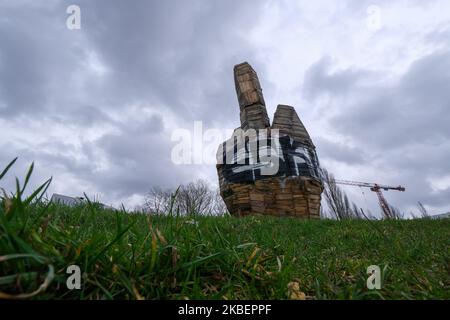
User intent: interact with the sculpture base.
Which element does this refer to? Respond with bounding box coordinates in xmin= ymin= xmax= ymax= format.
xmin=219 ymin=175 xmax=323 ymax=218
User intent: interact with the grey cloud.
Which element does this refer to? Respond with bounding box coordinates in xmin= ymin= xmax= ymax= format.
xmin=315 ymin=137 xmax=366 ymax=165
xmin=50 ymin=105 xmax=114 ymax=127
xmin=1 ymin=0 xmax=262 ymax=124
xmin=0 ymin=2 xmax=88 ymax=118
xmin=303 ymin=50 xmax=450 ymax=212
xmin=303 ymin=57 xmax=370 ymax=100
xmin=330 ymin=51 xmax=450 ymax=148
xmin=1 ymin=1 xmax=450 ymax=214
xmin=92 ymin=129 xmax=193 ymax=197
xmin=77 ymin=0 xmax=264 ymax=126
xmin=425 ymin=24 xmax=450 ymax=45
xmin=0 ymin=0 xmax=270 ymax=205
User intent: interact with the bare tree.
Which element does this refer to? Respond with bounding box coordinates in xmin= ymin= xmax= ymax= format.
xmin=176 ymin=179 xmax=214 ymax=216
xmin=144 ymin=180 xmax=229 ymax=216
xmin=386 ymin=204 xmax=404 ymax=219
xmin=320 ymin=205 xmax=327 ymax=219
xmin=210 ymin=190 xmax=229 ymax=216
xmin=352 ymin=203 xmax=364 ymax=219
xmin=320 ymin=168 xmax=360 ymax=219
xmin=417 ymin=201 xmax=429 ymax=218
xmin=144 ymin=186 xmax=172 ymax=214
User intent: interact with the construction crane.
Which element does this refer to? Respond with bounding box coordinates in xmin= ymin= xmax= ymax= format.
xmin=334 ymin=179 xmax=406 ymax=218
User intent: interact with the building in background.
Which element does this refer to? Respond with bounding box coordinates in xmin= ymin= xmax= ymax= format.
xmin=50 ymin=193 xmax=115 ymax=210
xmin=50 ymin=193 xmax=84 ymax=207
xmin=429 ymin=212 xmax=450 ymax=219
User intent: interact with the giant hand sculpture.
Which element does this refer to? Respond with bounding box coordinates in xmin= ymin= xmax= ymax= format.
xmin=216 ymin=62 xmax=323 ymax=218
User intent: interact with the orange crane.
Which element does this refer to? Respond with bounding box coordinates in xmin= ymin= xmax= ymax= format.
xmin=334 ymin=179 xmax=406 ymax=218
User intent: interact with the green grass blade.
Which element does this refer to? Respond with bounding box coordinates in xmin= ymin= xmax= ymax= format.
xmin=90 ymin=222 xmax=135 ymax=264
xmin=23 ymin=178 xmax=52 ymax=207
xmin=20 ymin=162 xmax=34 ymax=195
xmin=0 ymin=157 xmax=18 ymax=181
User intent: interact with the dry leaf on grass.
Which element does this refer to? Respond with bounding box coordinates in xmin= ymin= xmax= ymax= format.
xmin=287 ymin=281 xmax=306 ymax=300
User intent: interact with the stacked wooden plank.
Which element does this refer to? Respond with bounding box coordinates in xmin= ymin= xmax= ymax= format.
xmin=234 ymin=62 xmax=270 ymax=130
xmin=219 ymin=176 xmax=323 ymax=218
xmin=272 ymin=104 xmax=315 ymax=147
xmin=217 ymin=62 xmax=323 ymax=219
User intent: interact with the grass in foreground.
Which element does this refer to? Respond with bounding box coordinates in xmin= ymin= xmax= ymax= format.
xmin=1 ymin=159 xmax=449 ymax=299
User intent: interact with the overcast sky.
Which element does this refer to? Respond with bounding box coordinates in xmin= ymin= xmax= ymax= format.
xmin=1 ymin=0 xmax=449 ymax=216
